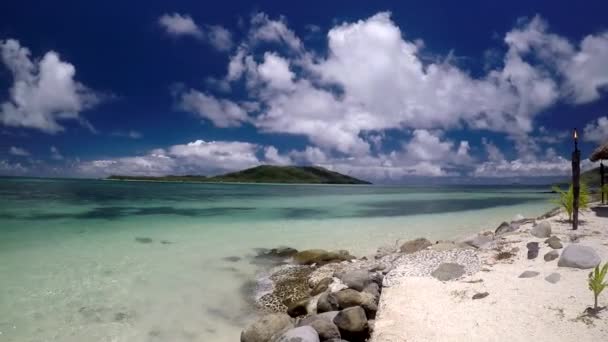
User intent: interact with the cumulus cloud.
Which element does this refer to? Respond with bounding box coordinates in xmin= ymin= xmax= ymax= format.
xmin=9 ymin=146 xmax=29 ymax=156
xmin=178 ymin=89 xmax=249 ymax=127
xmin=158 ymin=13 xmax=234 ymax=52
xmin=0 ymin=159 xmax=28 ymax=175
xmin=583 ymin=116 xmax=608 ymax=144
xmin=0 ymin=39 xmax=100 ymax=133
xmin=78 ymin=139 xmax=262 ymax=177
xmin=158 ymin=13 xmax=203 ymax=38
xmin=249 ymin=12 xmax=303 ymax=51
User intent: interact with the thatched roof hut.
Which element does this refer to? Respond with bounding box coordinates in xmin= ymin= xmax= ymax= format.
xmin=589 ymin=142 xmax=608 ymax=162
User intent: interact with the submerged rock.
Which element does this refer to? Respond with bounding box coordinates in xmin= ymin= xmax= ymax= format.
xmin=274 ymin=326 xmax=320 ymax=342
xmin=431 ymin=263 xmax=465 ymax=281
xmin=240 ymin=313 xmax=293 ymax=342
xmin=293 ymin=249 xmax=355 ymax=266
xmin=558 ymin=245 xmax=601 ymax=269
xmin=531 ymin=221 xmax=551 ymax=238
xmin=135 ymin=237 xmax=153 ymax=244
xmin=399 ymin=238 xmax=432 ymax=254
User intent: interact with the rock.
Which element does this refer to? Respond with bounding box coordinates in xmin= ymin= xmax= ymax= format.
xmin=275 ymin=326 xmax=320 ymax=342
xmin=311 ymin=277 xmax=333 ymax=296
xmin=513 ymin=214 xmax=525 ymax=221
xmin=429 ymin=241 xmax=469 ymax=251
xmin=459 ymin=232 xmax=494 ymax=249
xmin=545 ymin=236 xmax=563 ymax=249
xmin=518 ymin=271 xmax=540 ymax=278
xmin=269 ymin=266 xmax=314 ymax=309
xmin=531 ymin=221 xmax=551 ymax=238
xmin=333 ymin=306 xmax=368 ymax=333
xmin=223 ymin=256 xmax=241 ymax=262
xmin=293 ymin=249 xmax=355 ymax=266
xmin=526 ymin=242 xmax=539 ymax=259
xmin=495 ymin=221 xmax=517 ymax=235
xmin=544 ymin=250 xmax=559 ymax=262
xmin=287 ymin=298 xmax=309 ymax=318
xmin=472 ymin=292 xmax=489 ymax=300
xmin=362 ymin=282 xmax=380 ymax=299
xmin=306 ymin=319 xmax=341 ymax=341
xmin=545 ymin=273 xmax=561 ymax=284
xmin=241 ymin=313 xmax=293 ymax=342
xmin=336 ymin=270 xmax=371 ymax=291
xmin=431 ymin=263 xmax=466 ymax=281
xmin=399 ymin=238 xmax=432 ymax=254
xmin=317 ymin=292 xmax=339 ymax=313
xmin=557 ymin=245 xmax=601 ymax=269
xmin=298 ymin=311 xmax=340 ymax=326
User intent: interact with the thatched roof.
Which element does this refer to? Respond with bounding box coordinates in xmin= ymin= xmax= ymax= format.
xmin=589 ymin=142 xmax=608 ymax=162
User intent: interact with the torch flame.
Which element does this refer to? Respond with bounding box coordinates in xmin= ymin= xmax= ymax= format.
xmin=574 ymin=129 xmax=578 ymax=140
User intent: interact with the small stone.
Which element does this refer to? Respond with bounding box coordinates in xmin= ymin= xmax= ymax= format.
xmin=526 ymin=242 xmax=539 ymax=259
xmin=544 ymin=250 xmax=559 ymax=262
xmin=472 ymin=292 xmax=489 ymax=300
xmin=558 ymin=245 xmax=601 ymax=269
xmin=399 ymin=238 xmax=432 ymax=254
xmin=531 ymin=221 xmax=552 ymax=238
xmin=518 ymin=270 xmax=540 ymax=278
xmin=545 ymin=273 xmax=561 ymax=284
xmin=545 ymin=236 xmax=563 ymax=249
xmin=431 ymin=263 xmax=466 ymax=281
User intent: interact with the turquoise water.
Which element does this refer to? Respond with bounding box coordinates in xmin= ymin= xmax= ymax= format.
xmin=0 ymin=178 xmax=554 ymax=342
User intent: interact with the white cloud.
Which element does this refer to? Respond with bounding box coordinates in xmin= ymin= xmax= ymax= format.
xmin=0 ymin=39 xmax=100 ymax=133
xmin=583 ymin=116 xmax=608 ymax=144
xmin=50 ymin=146 xmax=63 ymax=160
xmin=249 ymin=13 xmax=303 ymax=51
xmin=178 ymin=89 xmax=249 ymax=127
xmin=0 ymin=159 xmax=28 ymax=175
xmin=9 ymin=146 xmax=29 ymax=156
xmin=206 ymin=25 xmax=234 ymax=51
xmin=257 ymin=52 xmax=295 ymax=89
xmin=158 ymin=13 xmax=203 ymax=38
xmin=111 ymin=130 xmax=143 ymax=139
xmin=264 ymin=146 xmax=292 ymax=165
xmin=78 ymin=140 xmax=262 ymax=177
xmin=481 ymin=138 xmax=505 ymax=162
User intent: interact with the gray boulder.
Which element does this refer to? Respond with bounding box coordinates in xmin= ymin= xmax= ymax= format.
xmin=558 ymin=245 xmax=601 ymax=269
xmin=306 ymin=319 xmax=341 ymax=340
xmin=333 ymin=289 xmax=378 ymax=318
xmin=544 ymin=250 xmax=559 ymax=262
xmin=400 ymin=238 xmax=432 ymax=254
xmin=287 ymin=298 xmax=309 ymax=318
xmin=362 ymin=282 xmax=380 ymax=299
xmin=336 ymin=270 xmax=371 ymax=291
xmin=275 ymin=326 xmax=320 ymax=342
xmin=333 ymin=306 xmax=368 ymax=333
xmin=518 ymin=271 xmax=540 ymax=278
xmin=431 ymin=263 xmax=465 ymax=281
xmin=531 ymin=221 xmax=551 ymax=238
xmin=317 ymin=292 xmax=339 ymax=313
xmin=545 ymin=273 xmax=561 ymax=284
xmin=298 ymin=311 xmax=340 ymax=326
xmin=241 ymin=313 xmax=294 ymax=342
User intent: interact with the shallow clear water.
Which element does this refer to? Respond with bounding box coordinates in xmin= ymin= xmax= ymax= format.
xmin=0 ymin=178 xmax=555 ymax=341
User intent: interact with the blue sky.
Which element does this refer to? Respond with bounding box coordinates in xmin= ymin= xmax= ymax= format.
xmin=1 ymin=0 xmax=608 ymax=183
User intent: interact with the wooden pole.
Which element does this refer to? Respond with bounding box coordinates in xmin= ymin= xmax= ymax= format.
xmin=572 ymin=130 xmax=580 ymax=230
xmin=601 ymin=161 xmax=605 ymax=204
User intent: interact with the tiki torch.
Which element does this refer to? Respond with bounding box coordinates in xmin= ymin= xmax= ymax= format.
xmin=572 ymin=128 xmax=580 ymax=230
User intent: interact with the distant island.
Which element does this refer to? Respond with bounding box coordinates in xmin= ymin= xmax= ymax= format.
xmin=107 ymin=165 xmax=371 ymax=184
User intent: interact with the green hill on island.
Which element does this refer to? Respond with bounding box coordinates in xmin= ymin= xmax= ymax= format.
xmin=107 ymin=165 xmax=371 ymax=184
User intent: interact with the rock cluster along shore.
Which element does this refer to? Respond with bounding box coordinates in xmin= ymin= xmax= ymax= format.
xmin=241 ymin=209 xmax=604 ymax=342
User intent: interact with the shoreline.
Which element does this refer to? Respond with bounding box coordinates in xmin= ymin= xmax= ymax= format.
xmin=242 ymin=205 xmax=608 ymax=341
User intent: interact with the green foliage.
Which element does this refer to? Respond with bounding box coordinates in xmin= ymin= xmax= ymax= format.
xmin=550 ymin=182 xmax=590 ymax=222
xmin=588 ymin=262 xmax=608 ymax=310
xmin=602 ymin=185 xmax=608 ymax=200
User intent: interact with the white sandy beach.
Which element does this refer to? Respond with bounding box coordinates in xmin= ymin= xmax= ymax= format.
xmin=372 ymin=206 xmax=608 ymax=342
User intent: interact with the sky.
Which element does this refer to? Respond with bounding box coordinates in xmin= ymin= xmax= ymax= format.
xmin=1 ymin=0 xmax=608 ymax=184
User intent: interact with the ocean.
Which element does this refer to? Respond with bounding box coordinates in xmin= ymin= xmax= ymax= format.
xmin=0 ymin=177 xmax=555 ymax=342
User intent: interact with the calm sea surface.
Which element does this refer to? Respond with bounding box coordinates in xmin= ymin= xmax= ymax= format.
xmin=0 ymin=177 xmax=554 ymax=341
